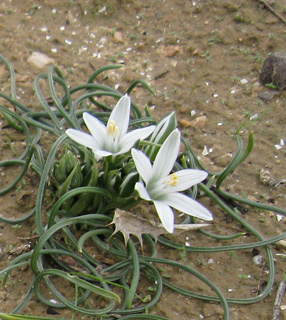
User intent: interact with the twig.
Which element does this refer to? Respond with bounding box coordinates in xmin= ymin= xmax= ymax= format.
xmin=271 ymin=280 xmax=286 ymax=320
xmin=257 ymin=0 xmax=286 ymax=25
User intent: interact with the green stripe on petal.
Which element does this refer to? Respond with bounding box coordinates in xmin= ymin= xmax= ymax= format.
xmin=152 ymin=129 xmax=180 ymax=181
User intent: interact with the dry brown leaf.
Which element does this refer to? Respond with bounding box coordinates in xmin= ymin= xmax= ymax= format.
xmin=110 ymin=208 xmax=210 ymax=246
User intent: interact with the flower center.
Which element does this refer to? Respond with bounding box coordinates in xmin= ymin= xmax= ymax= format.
xmin=107 ymin=120 xmax=119 ymax=139
xmin=166 ymin=173 xmax=178 ymax=186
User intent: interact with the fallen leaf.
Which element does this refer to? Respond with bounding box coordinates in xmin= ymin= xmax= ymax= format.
xmin=110 ymin=209 xmax=209 ymax=246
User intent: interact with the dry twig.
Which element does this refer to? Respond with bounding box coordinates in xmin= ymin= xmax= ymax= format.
xmin=256 ymin=0 xmax=286 ymax=25
xmin=271 ymin=280 xmax=286 ymax=320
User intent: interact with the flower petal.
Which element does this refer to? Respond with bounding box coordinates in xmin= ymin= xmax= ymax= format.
xmin=83 ymin=112 xmax=107 ymax=146
xmin=120 ymin=125 xmax=155 ymax=154
xmin=164 ymin=169 xmax=208 ymax=193
xmin=150 ymin=112 xmax=176 ymax=144
xmin=94 ymin=149 xmax=113 ymax=159
xmin=152 ymin=129 xmax=180 ymax=181
xmin=108 ymin=94 xmax=130 ymax=138
xmin=153 ymin=200 xmax=174 ymax=233
xmin=161 ymin=192 xmax=213 ymax=221
xmin=134 ymin=182 xmax=152 ymax=201
xmin=131 ymin=149 xmax=153 ymax=184
xmin=66 ymin=129 xmax=99 ymax=150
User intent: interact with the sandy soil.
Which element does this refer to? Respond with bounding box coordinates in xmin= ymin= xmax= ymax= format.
xmin=0 ymin=0 xmax=286 ymax=319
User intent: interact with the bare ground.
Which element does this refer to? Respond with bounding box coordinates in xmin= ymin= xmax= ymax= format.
xmin=0 ymin=0 xmax=286 ymax=319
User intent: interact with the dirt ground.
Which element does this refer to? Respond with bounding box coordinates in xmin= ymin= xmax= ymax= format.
xmin=0 ymin=0 xmax=286 ymax=319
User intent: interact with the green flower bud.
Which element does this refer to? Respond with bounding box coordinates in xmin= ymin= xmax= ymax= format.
xmin=106 ymin=169 xmax=122 ymax=194
xmin=54 ymin=150 xmax=79 ymax=183
xmin=54 ymin=158 xmax=67 ymax=184
xmin=65 ymin=150 xmax=78 ymax=174
xmin=57 ymin=163 xmax=80 ymax=197
xmin=70 ymin=163 xmax=83 ymax=189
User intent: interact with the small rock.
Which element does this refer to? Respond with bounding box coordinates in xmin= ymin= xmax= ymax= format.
xmin=27 ymin=51 xmax=55 ymax=69
xmin=277 ymin=240 xmax=286 ymax=248
xmin=179 ymin=116 xmax=207 ymax=129
xmin=113 ymin=31 xmax=124 ymax=43
xmin=165 ymin=45 xmax=180 ymax=57
xmin=260 ymin=52 xmax=286 ymax=90
xmin=259 ymin=168 xmax=271 ymax=185
xmin=252 ymin=254 xmax=264 ymax=265
xmin=157 ymin=45 xmax=180 ymax=57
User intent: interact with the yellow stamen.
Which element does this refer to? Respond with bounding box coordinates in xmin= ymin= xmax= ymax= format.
xmin=107 ymin=120 xmax=119 ymax=138
xmin=166 ymin=173 xmax=178 ymax=186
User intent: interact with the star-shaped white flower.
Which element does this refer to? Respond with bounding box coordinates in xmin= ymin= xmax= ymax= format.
xmin=66 ymin=95 xmax=155 ymax=159
xmin=131 ymin=129 xmax=213 ymax=233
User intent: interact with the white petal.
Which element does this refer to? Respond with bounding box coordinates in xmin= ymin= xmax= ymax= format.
xmin=131 ymin=149 xmax=153 ymax=184
xmin=164 ymin=169 xmax=208 ymax=192
xmin=150 ymin=112 xmax=175 ymax=144
xmin=66 ymin=129 xmax=99 ymax=149
xmin=108 ymin=95 xmax=130 ymax=138
xmin=83 ymin=112 xmax=106 ymax=145
xmin=161 ymin=192 xmax=213 ymax=221
xmin=94 ymin=149 xmax=113 ymax=159
xmin=120 ymin=125 xmax=155 ymax=153
xmin=152 ymin=129 xmax=180 ymax=181
xmin=134 ymin=182 xmax=152 ymax=201
xmin=153 ymin=200 xmax=174 ymax=233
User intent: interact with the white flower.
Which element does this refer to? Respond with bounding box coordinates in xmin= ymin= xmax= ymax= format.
xmin=66 ymin=94 xmax=155 ymax=159
xmin=145 ymin=111 xmax=177 ymax=160
xmin=131 ymin=129 xmax=213 ymax=233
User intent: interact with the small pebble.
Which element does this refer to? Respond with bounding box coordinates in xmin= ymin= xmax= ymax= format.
xmin=27 ymin=51 xmax=55 ymax=69
xmin=253 ymin=255 xmax=264 ymax=265
xmin=113 ymin=31 xmax=124 ymax=43
xmin=259 ymin=168 xmax=271 ymax=185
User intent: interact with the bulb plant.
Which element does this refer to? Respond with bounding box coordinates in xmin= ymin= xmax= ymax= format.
xmin=58 ymin=94 xmax=212 ymax=233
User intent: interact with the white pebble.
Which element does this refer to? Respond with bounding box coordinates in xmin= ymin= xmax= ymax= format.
xmin=253 ymin=255 xmax=264 ymax=265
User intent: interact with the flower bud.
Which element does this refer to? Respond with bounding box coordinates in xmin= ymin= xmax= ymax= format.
xmin=54 ymin=150 xmax=78 ymax=184
xmin=106 ymin=169 xmax=122 ymax=194
xmin=145 ymin=111 xmax=177 ymax=161
xmin=70 ymin=162 xmax=83 ymax=189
